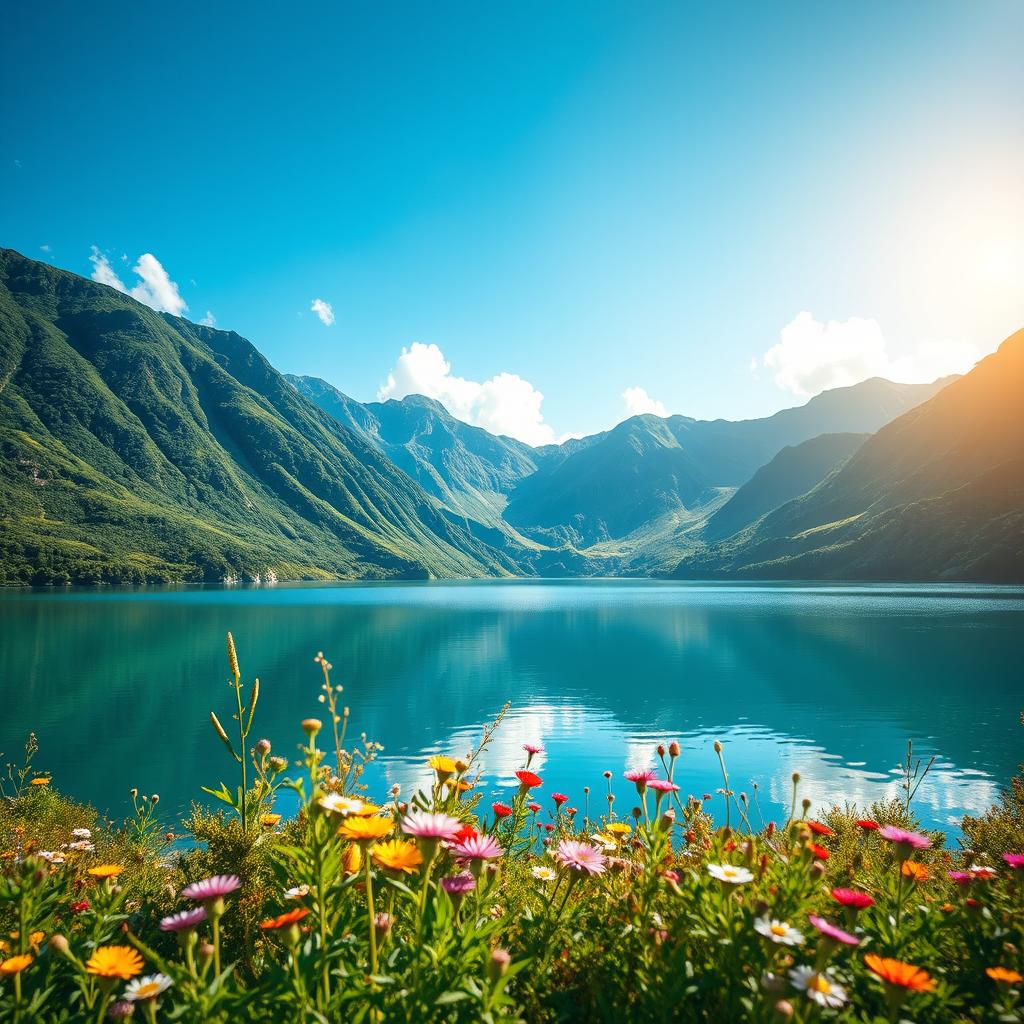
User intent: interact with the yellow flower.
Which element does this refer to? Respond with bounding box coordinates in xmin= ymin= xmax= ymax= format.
xmin=88 ymin=864 xmax=124 ymax=879
xmin=29 ymin=778 xmax=50 ymax=787
xmin=342 ymin=843 xmax=362 ymax=876
xmin=260 ymin=814 xmax=282 ymax=828
xmin=0 ymin=954 xmax=32 ymax=975
xmin=338 ymin=816 xmax=393 ymax=845
xmin=901 ymin=860 xmax=930 ymax=883
xmin=428 ymin=755 xmax=457 ymax=780
xmin=7 ymin=931 xmax=46 ymax=951
xmin=353 ymin=803 xmax=381 ymax=816
xmin=372 ymin=840 xmax=423 ymax=875
xmin=85 ymin=945 xmax=144 ymax=979
xmin=606 ymin=822 xmax=632 ymax=836
xmin=445 ymin=779 xmax=473 ymax=793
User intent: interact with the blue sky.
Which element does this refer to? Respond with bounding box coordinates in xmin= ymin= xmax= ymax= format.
xmin=2 ymin=2 xmax=1022 ymax=443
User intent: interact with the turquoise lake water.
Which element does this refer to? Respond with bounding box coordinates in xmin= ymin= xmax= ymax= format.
xmin=1 ymin=580 xmax=1021 ymax=835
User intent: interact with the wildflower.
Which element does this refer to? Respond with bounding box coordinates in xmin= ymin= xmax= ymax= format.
xmin=452 ymin=824 xmax=478 ymax=844
xmin=492 ymin=802 xmax=512 ymax=818
xmin=808 ymin=843 xmax=830 ymax=861
xmin=624 ymin=768 xmax=658 ymax=793
xmin=857 ymin=819 xmax=880 ymax=831
xmin=532 ymin=865 xmax=557 ymax=881
xmin=832 ymin=888 xmax=874 ymax=909
xmin=489 ymin=948 xmax=511 ymax=981
xmin=553 ymin=840 xmax=607 ymax=876
xmin=516 ymin=770 xmax=542 ymax=791
xmin=646 ymin=779 xmax=680 ymax=794
xmin=971 ymin=866 xmax=997 ymax=881
xmin=789 ymin=967 xmax=847 ymax=1008
xmin=318 ymin=794 xmax=368 ymax=817
xmin=342 ymin=844 xmax=362 ymax=875
xmin=947 ymin=870 xmax=973 ymax=885
xmin=38 ymin=851 xmax=65 ymax=865
xmin=0 ymin=954 xmax=32 ymax=975
xmin=107 ymin=1001 xmax=134 ymax=1020
xmin=283 ymin=885 xmax=310 ymax=900
xmin=124 ymin=974 xmax=173 ymax=1002
xmin=71 ymin=828 xmax=92 ymax=839
xmin=878 ymin=825 xmax=931 ymax=858
xmin=70 ymin=900 xmax=90 ymax=914
xmin=552 ymin=792 xmax=568 ymax=807
xmin=29 ymin=777 xmax=50 ymax=787
xmin=401 ymin=810 xmax=462 ymax=842
xmin=807 ymin=821 xmax=833 ymax=837
xmin=807 ymin=914 xmax=859 ymax=946
xmin=338 ymin=816 xmax=393 ymax=845
xmin=372 ymin=839 xmax=423 ymax=874
xmin=446 ymin=779 xmax=473 ymax=793
xmin=754 ymin=918 xmax=805 ymax=946
xmin=864 ymin=954 xmax=935 ymax=992
xmin=159 ymin=908 xmax=207 ymax=933
xmin=68 ymin=840 xmax=95 ymax=852
xmin=523 ymin=743 xmax=544 ymax=755
xmin=428 ymin=755 xmax=458 ymax=781
xmin=986 ymin=966 xmax=1024 ymax=984
xmin=606 ymin=822 xmax=632 ymax=836
xmin=452 ymin=834 xmax=502 ymax=862
xmin=528 ymin=802 xmax=542 ymax=814
xmin=88 ymin=864 xmax=124 ymax=879
xmin=1002 ymin=852 xmax=1024 ymax=869
xmin=181 ymin=875 xmax=241 ymax=904
xmin=301 ymin=718 xmax=322 ymax=737
xmin=441 ymin=872 xmax=476 ymax=895
xmin=86 ymin=946 xmax=144 ymax=980
xmin=260 ymin=908 xmax=310 ymax=930
xmin=663 ymin=869 xmax=680 ymax=883
xmin=260 ymin=813 xmax=281 ymax=828
xmin=901 ymin=860 xmax=930 ymax=883
xmin=707 ymin=863 xmax=754 ymax=884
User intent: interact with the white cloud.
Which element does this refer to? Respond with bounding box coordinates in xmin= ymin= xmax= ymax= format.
xmin=760 ymin=311 xmax=984 ymax=397
xmin=378 ymin=342 xmax=557 ymax=446
xmin=311 ymin=298 xmax=335 ymax=326
xmin=89 ymin=247 xmax=188 ymax=316
xmin=40 ymin=244 xmax=51 ymax=253
xmin=622 ymin=386 xmax=668 ymax=418
xmin=199 ymin=311 xmax=216 ymax=327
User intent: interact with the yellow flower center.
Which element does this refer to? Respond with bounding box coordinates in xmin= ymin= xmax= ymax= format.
xmin=135 ymin=981 xmax=161 ymax=999
xmin=771 ymin=925 xmax=787 ymax=936
xmin=808 ymin=975 xmax=832 ymax=995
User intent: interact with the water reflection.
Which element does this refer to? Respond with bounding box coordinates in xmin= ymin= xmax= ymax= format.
xmin=0 ymin=581 xmax=1020 ymax=834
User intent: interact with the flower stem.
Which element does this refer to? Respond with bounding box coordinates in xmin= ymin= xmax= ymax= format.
xmin=365 ymin=850 xmax=378 ymax=976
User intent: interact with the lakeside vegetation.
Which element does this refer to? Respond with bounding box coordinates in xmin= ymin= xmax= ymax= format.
xmin=1 ymin=637 xmax=1023 ymax=1022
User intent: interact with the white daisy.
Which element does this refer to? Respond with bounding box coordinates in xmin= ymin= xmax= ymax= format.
xmin=317 ymin=794 xmax=365 ymax=816
xmin=71 ymin=828 xmax=92 ymax=839
xmin=789 ymin=966 xmax=847 ymax=1008
xmin=124 ymin=973 xmax=173 ymax=1002
xmin=531 ymin=865 xmax=557 ymax=881
xmin=707 ymin=863 xmax=754 ymax=884
xmin=754 ymin=917 xmax=805 ymax=946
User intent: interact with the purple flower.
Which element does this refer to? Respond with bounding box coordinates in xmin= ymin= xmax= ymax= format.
xmin=553 ymin=840 xmax=607 ymax=876
xmin=159 ymin=907 xmax=208 ymax=932
xmin=441 ymin=871 xmax=476 ymax=894
xmin=400 ymin=811 xmax=462 ymax=842
xmin=452 ymin=834 xmax=502 ymax=860
xmin=807 ymin=914 xmax=859 ymax=946
xmin=181 ymin=874 xmax=241 ymax=903
xmin=877 ymin=826 xmax=931 ymax=851
xmin=1002 ymin=852 xmax=1024 ymax=870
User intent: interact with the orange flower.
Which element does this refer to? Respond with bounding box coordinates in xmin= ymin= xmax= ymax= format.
xmin=260 ymin=908 xmax=310 ymax=931
xmin=338 ymin=816 xmax=393 ymax=845
xmin=260 ymin=813 xmax=282 ymax=828
xmin=372 ymin=839 xmax=423 ymax=874
xmin=901 ymin=860 xmax=930 ymax=882
xmin=88 ymin=864 xmax=124 ymax=879
xmin=29 ymin=778 xmax=50 ymax=787
xmin=342 ymin=842 xmax=362 ymax=876
xmin=0 ymin=954 xmax=32 ymax=975
xmin=987 ymin=966 xmax=1024 ymax=985
xmin=85 ymin=945 xmax=144 ymax=979
xmin=864 ymin=954 xmax=935 ymax=992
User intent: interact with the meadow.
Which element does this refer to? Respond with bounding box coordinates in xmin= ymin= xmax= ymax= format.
xmin=1 ymin=635 xmax=1022 ymax=1023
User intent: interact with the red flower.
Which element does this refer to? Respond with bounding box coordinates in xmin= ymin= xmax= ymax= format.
xmin=808 ymin=843 xmax=830 ymax=861
xmin=70 ymin=900 xmax=90 ymax=914
xmin=528 ymin=802 xmax=542 ymax=814
xmin=551 ymin=793 xmax=568 ymax=807
xmin=807 ymin=821 xmax=834 ymax=837
xmin=491 ymin=802 xmax=512 ymax=818
xmin=516 ymin=770 xmax=542 ymax=789
xmin=566 ymin=807 xmax=577 ymax=816
xmin=832 ymin=887 xmax=874 ymax=909
xmin=260 ymin=907 xmax=310 ymax=931
xmin=856 ymin=819 xmax=880 ymax=831
xmin=544 ymin=824 xmax=555 ymax=832
xmin=724 ymin=840 xmax=737 ymax=852
xmin=453 ymin=824 xmax=478 ymax=844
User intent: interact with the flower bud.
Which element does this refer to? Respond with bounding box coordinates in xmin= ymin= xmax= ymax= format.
xmin=791 ymin=772 xmax=800 ymax=785
xmin=668 ymin=741 xmax=681 ymax=758
xmin=49 ymin=933 xmax=71 ymax=957
xmin=374 ymin=912 xmax=392 ymax=940
xmin=108 ymin=1002 xmax=135 ymax=1021
xmin=774 ymin=999 xmax=794 ymax=1020
xmin=301 ymin=718 xmax=322 ymax=737
xmin=198 ymin=942 xmax=215 ymax=967
xmin=713 ymin=740 xmax=723 ymax=754
xmin=632 ymin=806 xmax=642 ymax=820
xmin=151 ymin=795 xmax=159 ymax=805
xmin=809 ymin=861 xmax=826 ymax=879
xmin=488 ymin=948 xmax=511 ymax=982
xmin=269 ymin=756 xmax=288 ymax=773
xmin=256 ymin=738 xmax=272 ymax=755
xmin=226 ymin=632 xmax=240 ymax=679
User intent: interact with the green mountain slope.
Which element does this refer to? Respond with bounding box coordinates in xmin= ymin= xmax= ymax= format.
xmin=675 ymin=329 xmax=1024 ymax=581
xmin=0 ymin=248 xmax=522 ymax=583
xmin=704 ymin=432 xmax=867 ymax=541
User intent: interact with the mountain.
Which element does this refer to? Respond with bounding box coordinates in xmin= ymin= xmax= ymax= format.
xmin=674 ymin=329 xmax=1024 ymax=581
xmin=502 ymin=378 xmax=950 ymax=556
xmin=0 ymin=248 xmax=524 ymax=584
xmin=704 ymin=432 xmax=867 ymax=541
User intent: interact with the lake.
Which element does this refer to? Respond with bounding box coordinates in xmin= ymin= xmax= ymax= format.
xmin=1 ymin=580 xmax=1021 ymax=836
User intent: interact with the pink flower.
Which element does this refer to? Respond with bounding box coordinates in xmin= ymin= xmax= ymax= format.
xmin=1002 ymin=852 xmax=1024 ymax=869
xmin=878 ymin=825 xmax=931 ymax=851
xmin=522 ymin=744 xmax=545 ymax=756
xmin=160 ymin=907 xmax=207 ymax=932
xmin=553 ymin=839 xmax=607 ymax=876
xmin=452 ymin=834 xmax=503 ymax=860
xmin=624 ymin=768 xmax=658 ymax=793
xmin=948 ymin=871 xmax=973 ymax=885
xmin=552 ymin=793 xmax=568 ymax=807
xmin=663 ymin=869 xmax=680 ymax=883
xmin=182 ymin=875 xmax=241 ymax=903
xmin=401 ymin=811 xmax=462 ymax=841
xmin=441 ymin=871 xmax=476 ymax=894
xmin=646 ymin=779 xmax=680 ymax=794
xmin=807 ymin=914 xmax=859 ymax=946
xmin=831 ymin=888 xmax=874 ymax=910
xmin=528 ymin=802 xmax=542 ymax=814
